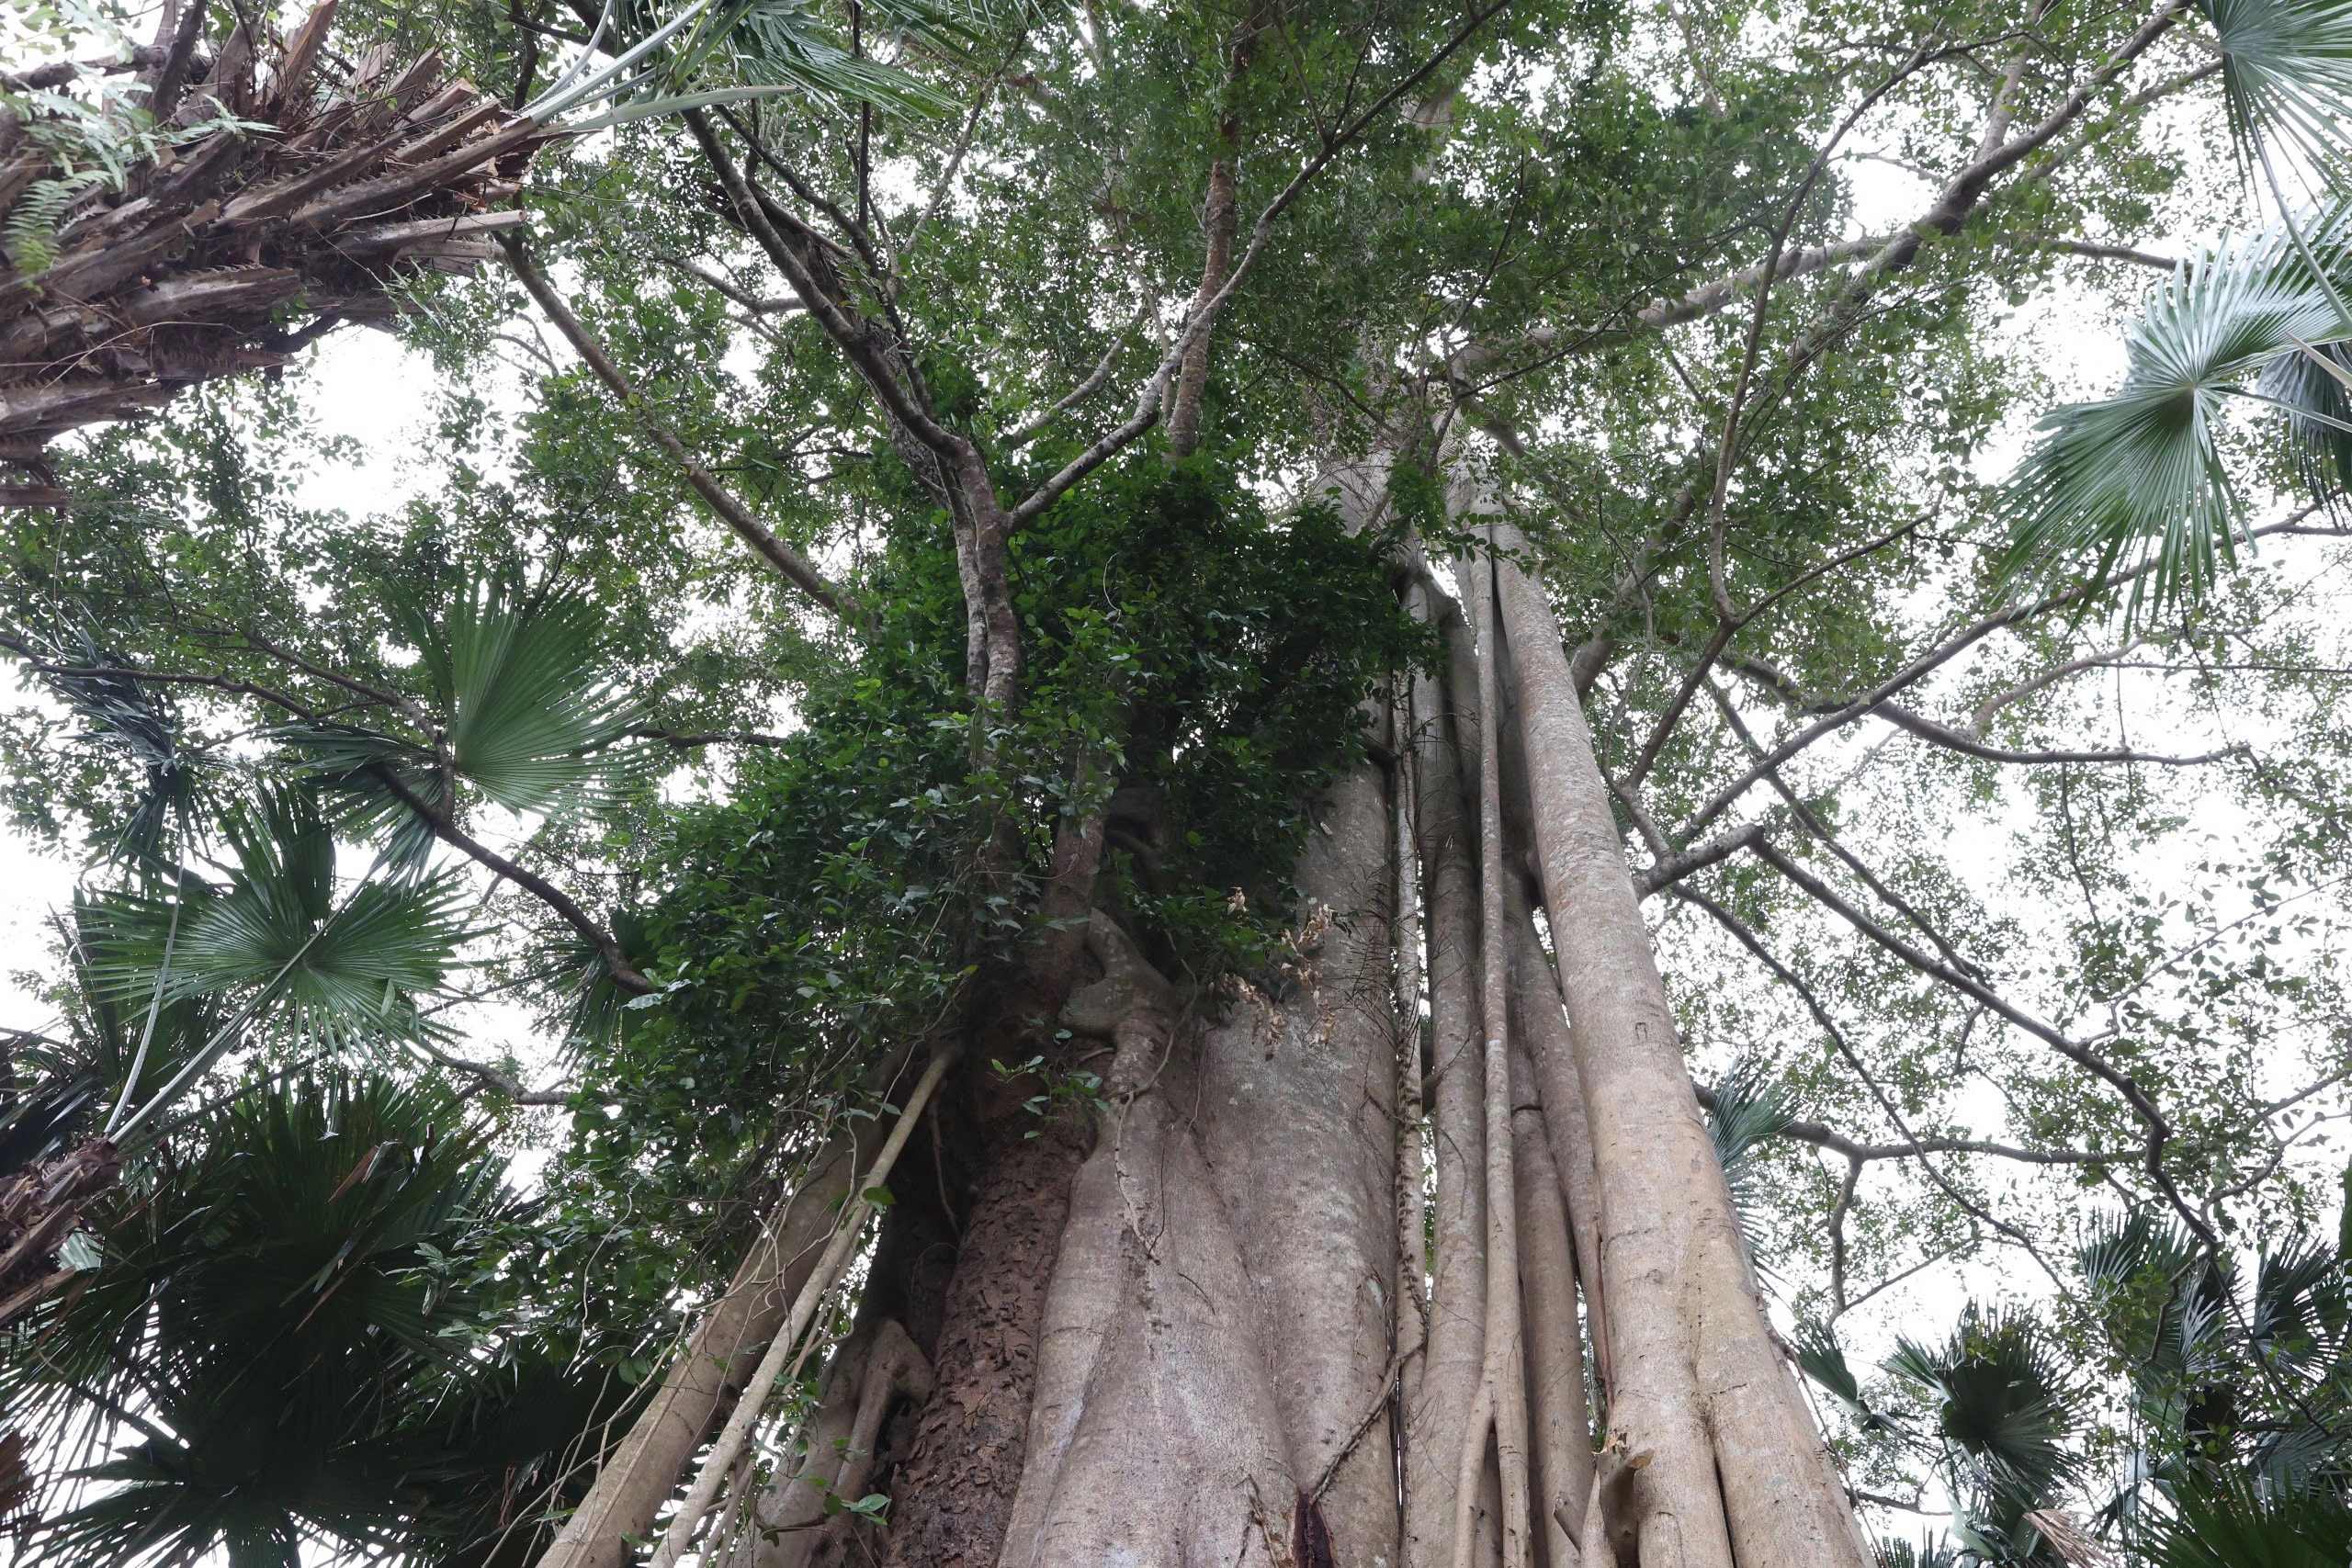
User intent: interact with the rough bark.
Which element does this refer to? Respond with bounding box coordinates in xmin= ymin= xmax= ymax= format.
xmin=997 ymin=738 xmax=1404 ymax=1566
xmin=879 ymin=1111 xmax=1089 ymax=1568
xmin=1490 ymin=532 xmax=1871 ymax=1568
xmin=996 ymin=915 xmax=1304 ymax=1566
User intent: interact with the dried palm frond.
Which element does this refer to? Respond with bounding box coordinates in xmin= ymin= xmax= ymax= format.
xmin=0 ymin=0 xmax=557 ymax=501
xmin=0 ymin=1135 xmax=119 ymax=1327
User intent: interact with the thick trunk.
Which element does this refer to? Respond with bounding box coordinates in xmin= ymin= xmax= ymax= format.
xmin=1490 ymin=533 xmax=1871 ymax=1568
xmin=999 ymin=745 xmax=1402 ymax=1564
xmin=533 ymin=486 xmax=1864 ymax=1568
xmin=879 ymin=1111 xmax=1090 ymax=1568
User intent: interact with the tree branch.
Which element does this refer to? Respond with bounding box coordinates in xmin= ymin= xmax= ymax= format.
xmin=1681 ymin=505 xmax=2322 ymax=837
xmin=1673 ymin=883 xmax=2059 ymax=1266
xmin=412 ymin=1039 xmax=577 ymax=1106
xmin=1691 ymin=1082 xmax=2119 ymax=1167
xmin=1744 ymin=834 xmax=2214 ymax=1247
xmin=503 ymin=236 xmax=850 ymax=618
xmin=1005 ymin=0 xmax=1519 ymax=525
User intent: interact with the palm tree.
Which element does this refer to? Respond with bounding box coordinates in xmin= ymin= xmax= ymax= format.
xmin=1 ymin=1069 xmax=630 ymax=1568
xmin=0 ymin=574 xmax=650 ymax=1332
xmin=0 ymin=1 xmax=549 ymax=504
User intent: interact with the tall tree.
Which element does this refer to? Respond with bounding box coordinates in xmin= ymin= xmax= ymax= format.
xmin=10 ymin=0 xmax=2352 ymax=1562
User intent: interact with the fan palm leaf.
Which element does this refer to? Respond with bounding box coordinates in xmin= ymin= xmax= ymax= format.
xmin=2156 ymin=1474 xmax=2352 ymax=1567
xmin=302 ymin=579 xmax=649 ymax=868
xmin=2204 ymin=0 xmax=2352 ymax=185
xmin=6 ymin=1075 xmax=529 ymax=1568
xmin=1997 ymin=220 xmax=2352 ymax=622
xmin=1888 ymin=1304 xmax=2080 ymax=1514
xmin=1704 ymin=1052 xmax=1794 ymax=1248
xmin=79 ymin=791 xmax=465 ymax=1048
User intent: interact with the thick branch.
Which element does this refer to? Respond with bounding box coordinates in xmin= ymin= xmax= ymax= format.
xmin=1680 ymin=505 xmax=2323 ymax=837
xmin=1635 ymin=820 xmax=1763 ymax=897
xmin=413 ymin=1040 xmax=576 ymax=1105
xmin=1876 ymin=703 xmax=2243 ymax=767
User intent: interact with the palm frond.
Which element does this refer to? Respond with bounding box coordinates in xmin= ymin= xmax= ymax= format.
xmin=2156 ymin=1473 xmax=2352 ymax=1567
xmin=1795 ymin=1318 xmax=1902 ymax=1432
xmin=528 ymin=0 xmax=975 ymax=126
xmin=1997 ymin=220 xmax=2352 ymax=623
xmin=1888 ymin=1303 xmax=2080 ymax=1506
xmin=1704 ymin=1052 xmax=1793 ymax=1232
xmin=6 ymin=1074 xmax=528 ymax=1568
xmin=9 ymin=626 xmax=205 ymax=866
xmin=2079 ymin=1208 xmax=2199 ymax=1303
xmin=80 ymin=791 xmax=465 ymax=1046
xmin=2248 ymin=1241 xmax=2337 ymax=1366
xmin=2204 ymin=0 xmax=2352 ymax=184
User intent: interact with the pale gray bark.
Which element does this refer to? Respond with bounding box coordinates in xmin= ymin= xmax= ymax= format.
xmin=1506 ymin=907 xmax=1609 ymax=1400
xmin=1464 ymin=548 xmax=1532 ymax=1568
xmin=1197 ymin=757 xmax=1403 ymax=1565
xmin=997 ymin=917 xmax=1300 ymax=1566
xmin=1396 ymin=678 xmax=1433 ymax=1403
xmin=1408 ymin=651 xmax=1489 ymax=1568
xmin=999 ymin=890 xmax=1401 ymax=1566
xmin=1510 ymin=1038 xmax=1592 ymax=1564
xmin=1490 ymin=528 xmax=1871 ymax=1568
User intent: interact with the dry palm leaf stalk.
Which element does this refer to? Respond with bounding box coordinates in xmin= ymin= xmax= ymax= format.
xmin=0 ymin=0 xmax=559 ymax=502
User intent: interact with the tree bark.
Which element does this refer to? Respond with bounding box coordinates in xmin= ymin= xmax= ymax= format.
xmin=1490 ymin=529 xmax=1871 ymax=1568
xmin=1408 ymin=634 xmax=1489 ymax=1568
xmin=1465 ymin=549 xmax=1532 ymax=1568
xmin=1510 ymin=1036 xmax=1592 ymax=1565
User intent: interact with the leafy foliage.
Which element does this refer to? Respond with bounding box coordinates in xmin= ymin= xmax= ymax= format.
xmin=1999 ymin=221 xmax=2352 ymax=621
xmin=3 ymin=1074 xmax=622 ymax=1568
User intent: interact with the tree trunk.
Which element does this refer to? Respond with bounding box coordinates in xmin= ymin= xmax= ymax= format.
xmin=1490 ymin=528 xmax=1871 ymax=1568
xmin=537 ymin=1130 xmax=877 ymax=1568
xmin=530 ymin=500 xmax=1870 ymax=1568
xmin=1408 ymin=629 xmax=1492 ymax=1568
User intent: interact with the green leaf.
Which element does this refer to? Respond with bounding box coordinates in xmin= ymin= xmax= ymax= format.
xmin=1997 ymin=220 xmax=2352 ymax=622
